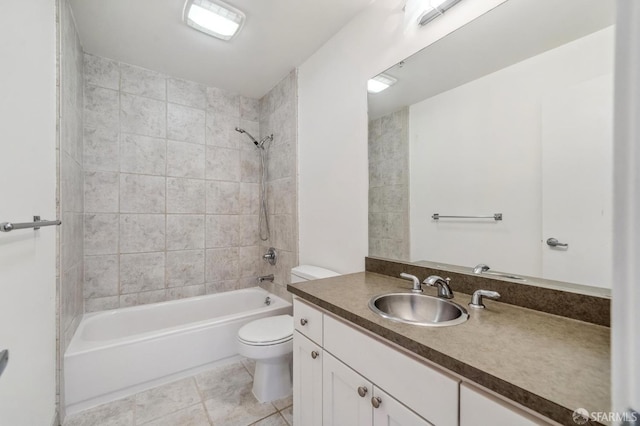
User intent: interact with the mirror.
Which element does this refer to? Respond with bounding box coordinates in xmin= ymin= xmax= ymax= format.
xmin=367 ymin=0 xmax=615 ymax=294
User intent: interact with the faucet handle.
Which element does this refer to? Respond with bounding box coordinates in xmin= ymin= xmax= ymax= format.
xmin=469 ymin=289 xmax=501 ymax=309
xmin=400 ymin=273 xmax=423 ymax=293
xmin=473 ymin=264 xmax=490 ymax=274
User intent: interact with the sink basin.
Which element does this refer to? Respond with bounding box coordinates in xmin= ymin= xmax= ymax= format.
xmin=368 ymin=293 xmax=469 ymax=327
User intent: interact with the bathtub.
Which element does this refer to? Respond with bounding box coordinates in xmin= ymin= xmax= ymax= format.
xmin=64 ymin=287 xmax=291 ymax=414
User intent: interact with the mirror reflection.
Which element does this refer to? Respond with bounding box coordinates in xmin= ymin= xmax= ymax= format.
xmin=367 ymin=0 xmax=614 ymax=291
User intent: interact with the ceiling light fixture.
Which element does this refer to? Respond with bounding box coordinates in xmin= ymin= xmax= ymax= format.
xmin=367 ymin=74 xmax=398 ymax=94
xmin=183 ymin=0 xmax=245 ymax=41
xmin=406 ymin=0 xmax=463 ymax=27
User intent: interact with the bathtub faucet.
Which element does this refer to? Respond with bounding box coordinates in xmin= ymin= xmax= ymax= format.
xmin=257 ymin=274 xmax=274 ymax=283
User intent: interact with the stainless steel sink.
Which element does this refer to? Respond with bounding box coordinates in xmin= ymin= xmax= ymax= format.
xmin=368 ymin=293 xmax=469 ymax=327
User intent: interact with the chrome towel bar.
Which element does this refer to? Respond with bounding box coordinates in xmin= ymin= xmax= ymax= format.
xmin=432 ymin=213 xmax=503 ymax=221
xmin=0 ymin=216 xmax=62 ymax=232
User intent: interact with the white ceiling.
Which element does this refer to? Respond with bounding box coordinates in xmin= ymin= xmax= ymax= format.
xmin=368 ymin=0 xmax=615 ymax=119
xmin=69 ymin=0 xmax=372 ymax=99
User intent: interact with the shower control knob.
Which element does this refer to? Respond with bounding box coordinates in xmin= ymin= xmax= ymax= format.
xmin=357 ymin=386 xmax=368 ymax=397
xmin=300 ymin=318 xmax=308 ymax=326
xmin=263 ymin=247 xmax=277 ymax=265
xmin=371 ymin=396 xmax=382 ymax=408
xmin=311 ymin=351 xmax=319 ymax=359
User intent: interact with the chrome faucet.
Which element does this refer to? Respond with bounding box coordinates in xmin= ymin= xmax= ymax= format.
xmin=472 ymin=264 xmax=490 ymax=274
xmin=423 ymin=275 xmax=454 ymax=299
xmin=400 ymin=273 xmax=423 ymax=293
xmin=257 ymin=274 xmax=274 ymax=283
xmin=471 ymin=264 xmax=524 ymax=280
xmin=469 ymin=289 xmax=501 ymax=309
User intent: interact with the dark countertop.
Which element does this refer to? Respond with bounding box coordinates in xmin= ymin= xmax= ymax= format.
xmin=288 ymin=272 xmax=610 ymax=426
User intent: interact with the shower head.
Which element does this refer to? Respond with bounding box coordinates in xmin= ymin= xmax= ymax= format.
xmin=235 ymin=127 xmax=273 ymax=149
xmin=235 ymin=127 xmax=260 ymax=147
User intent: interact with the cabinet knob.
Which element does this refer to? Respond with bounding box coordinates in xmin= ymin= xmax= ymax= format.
xmin=311 ymin=351 xmax=319 ymax=359
xmin=371 ymin=396 xmax=382 ymax=408
xmin=357 ymin=386 xmax=368 ymax=397
xmin=300 ymin=318 xmax=308 ymax=326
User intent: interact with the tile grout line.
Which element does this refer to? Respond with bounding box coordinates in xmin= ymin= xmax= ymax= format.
xmin=164 ymin=75 xmax=168 ymax=301
xmin=191 ymin=372 xmax=215 ymax=425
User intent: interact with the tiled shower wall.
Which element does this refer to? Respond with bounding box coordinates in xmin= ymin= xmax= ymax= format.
xmin=82 ymin=54 xmax=265 ymax=311
xmin=58 ymin=0 xmax=84 ymax=416
xmin=258 ymin=70 xmax=299 ymax=294
xmin=368 ymin=108 xmax=410 ymax=261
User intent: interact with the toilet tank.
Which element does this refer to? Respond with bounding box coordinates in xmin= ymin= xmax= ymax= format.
xmin=290 ymin=265 xmax=340 ymax=284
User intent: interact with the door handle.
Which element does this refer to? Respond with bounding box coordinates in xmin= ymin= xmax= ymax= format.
xmin=0 ymin=350 xmax=8 ymax=378
xmin=546 ymin=238 xmax=568 ymax=248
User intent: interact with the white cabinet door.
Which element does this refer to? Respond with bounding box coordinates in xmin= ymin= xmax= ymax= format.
xmin=323 ymin=315 xmax=459 ymax=426
xmin=460 ymin=383 xmax=550 ymax=426
xmin=373 ymin=387 xmax=433 ymax=426
xmin=293 ymin=331 xmax=323 ymax=426
xmin=323 ymin=352 xmax=373 ymax=426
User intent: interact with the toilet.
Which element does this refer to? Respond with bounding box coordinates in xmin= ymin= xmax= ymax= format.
xmin=237 ymin=265 xmax=340 ymax=402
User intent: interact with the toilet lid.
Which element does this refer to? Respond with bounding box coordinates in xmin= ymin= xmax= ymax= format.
xmin=238 ymin=315 xmax=293 ymax=346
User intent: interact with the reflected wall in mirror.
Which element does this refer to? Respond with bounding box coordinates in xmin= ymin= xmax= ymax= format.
xmin=367 ymin=0 xmax=614 ymax=291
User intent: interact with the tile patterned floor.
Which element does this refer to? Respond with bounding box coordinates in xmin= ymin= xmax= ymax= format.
xmin=63 ymin=359 xmax=293 ymax=426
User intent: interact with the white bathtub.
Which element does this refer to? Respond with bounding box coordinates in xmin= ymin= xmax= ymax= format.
xmin=64 ymin=287 xmax=291 ymax=414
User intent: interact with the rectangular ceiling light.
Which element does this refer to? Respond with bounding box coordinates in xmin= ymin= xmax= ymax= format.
xmin=368 ymin=74 xmax=398 ymax=94
xmin=183 ymin=0 xmax=245 ymax=41
xmin=417 ymin=0 xmax=463 ymax=26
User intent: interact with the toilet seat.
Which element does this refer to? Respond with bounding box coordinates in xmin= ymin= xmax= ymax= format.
xmin=238 ymin=314 xmax=293 ymax=346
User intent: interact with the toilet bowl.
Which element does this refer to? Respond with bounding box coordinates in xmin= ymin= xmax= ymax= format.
xmin=237 ymin=314 xmax=294 ymax=402
xmin=238 ymin=265 xmax=341 ymax=402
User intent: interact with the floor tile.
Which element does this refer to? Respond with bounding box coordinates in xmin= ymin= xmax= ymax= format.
xmin=195 ymin=361 xmax=252 ymax=400
xmin=135 ymin=378 xmax=201 ymax=424
xmin=203 ymin=381 xmax=277 ymax=426
xmin=280 ymin=406 xmax=293 ymax=425
xmin=139 ymin=403 xmax=211 ymax=426
xmin=251 ymin=413 xmax=288 ymax=426
xmin=272 ymin=394 xmax=292 ymax=411
xmin=63 ymin=396 xmax=135 ymax=426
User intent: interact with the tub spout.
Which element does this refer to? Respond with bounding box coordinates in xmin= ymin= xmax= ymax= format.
xmin=257 ymin=274 xmax=274 ymax=283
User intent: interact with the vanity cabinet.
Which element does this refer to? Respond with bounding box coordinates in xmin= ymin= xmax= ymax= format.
xmin=373 ymin=387 xmax=434 ymax=426
xmin=323 ymin=351 xmax=432 ymax=426
xmin=293 ymin=330 xmax=323 ymax=426
xmin=293 ymin=298 xmax=553 ymax=426
xmin=293 ymin=298 xmax=453 ymax=425
xmin=323 ymin=352 xmax=373 ymax=425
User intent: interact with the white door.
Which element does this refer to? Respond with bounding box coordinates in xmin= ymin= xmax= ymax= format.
xmin=0 ymin=0 xmax=58 ymax=424
xmin=293 ymin=331 xmax=323 ymax=426
xmin=372 ymin=387 xmax=432 ymax=426
xmin=323 ymin=352 xmax=373 ymax=426
xmin=541 ymin=74 xmax=613 ymax=286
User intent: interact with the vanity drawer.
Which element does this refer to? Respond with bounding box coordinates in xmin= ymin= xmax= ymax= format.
xmin=293 ymin=298 xmax=323 ymax=345
xmin=324 ymin=314 xmax=459 ymax=426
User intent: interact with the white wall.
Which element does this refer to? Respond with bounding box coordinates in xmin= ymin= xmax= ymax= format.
xmin=0 ymin=1 xmax=58 ymax=425
xmin=297 ymin=0 xmax=507 ymax=273
xmin=613 ymin=0 xmax=640 ymax=418
xmin=409 ymin=28 xmax=613 ymax=283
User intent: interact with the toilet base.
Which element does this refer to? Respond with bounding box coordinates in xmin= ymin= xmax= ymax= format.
xmin=252 ymin=354 xmax=293 ymax=403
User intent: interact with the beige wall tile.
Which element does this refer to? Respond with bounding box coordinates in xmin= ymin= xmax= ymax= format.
xmin=120 ymin=252 xmax=165 ymax=294
xmin=120 ymin=63 xmax=166 ymax=101
xmin=167 ymin=103 xmax=205 ymax=144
